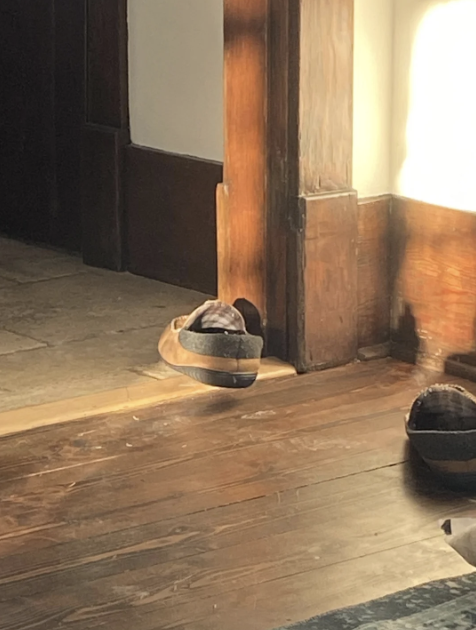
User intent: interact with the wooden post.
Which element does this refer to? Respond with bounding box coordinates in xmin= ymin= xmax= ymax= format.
xmin=81 ymin=0 xmax=129 ymax=271
xmin=219 ymin=0 xmax=356 ymax=370
xmin=217 ymin=0 xmax=269 ymax=336
xmin=289 ymin=0 xmax=357 ymax=372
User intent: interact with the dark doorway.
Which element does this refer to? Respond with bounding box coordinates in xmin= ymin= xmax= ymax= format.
xmin=0 ymin=0 xmax=85 ymax=252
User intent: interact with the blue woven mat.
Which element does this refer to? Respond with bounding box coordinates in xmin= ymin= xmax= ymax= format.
xmin=275 ymin=573 xmax=476 ymax=629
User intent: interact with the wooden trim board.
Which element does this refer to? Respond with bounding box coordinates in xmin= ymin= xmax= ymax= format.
xmin=0 ymin=358 xmax=295 ymax=437
xmin=125 ymin=145 xmax=221 ymax=295
xmin=357 ymin=194 xmax=391 ymax=350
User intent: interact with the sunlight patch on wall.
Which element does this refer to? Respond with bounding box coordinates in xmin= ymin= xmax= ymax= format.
xmin=397 ymin=0 xmax=476 ymax=212
xmin=353 ymin=0 xmax=393 ymax=197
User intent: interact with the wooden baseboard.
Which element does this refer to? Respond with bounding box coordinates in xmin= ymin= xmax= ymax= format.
xmin=357 ymin=195 xmax=391 ymax=349
xmin=390 ymin=195 xmax=476 ymax=372
xmin=124 ymin=145 xmax=222 ymax=295
xmin=292 ymin=191 xmax=358 ymax=372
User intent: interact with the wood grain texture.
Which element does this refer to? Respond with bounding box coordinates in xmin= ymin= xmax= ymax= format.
xmin=301 ymin=192 xmax=358 ymax=370
xmin=297 ymin=0 xmax=354 ymax=193
xmin=81 ymin=125 xmax=125 ymax=270
xmin=82 ymin=0 xmax=129 ymax=269
xmin=357 ymin=195 xmax=391 ymax=349
xmin=0 ymin=358 xmax=294 ymax=437
xmin=390 ymin=196 xmax=476 ymax=370
xmin=219 ymin=0 xmax=355 ymax=367
xmin=85 ymin=0 xmax=129 ymax=129
xmin=125 ymin=146 xmax=221 ymax=295
xmin=287 ymin=0 xmax=356 ymax=371
xmin=266 ymin=0 xmax=291 ymax=358
xmin=0 ymin=359 xmax=472 ymax=630
xmin=218 ymin=0 xmax=268 ymax=322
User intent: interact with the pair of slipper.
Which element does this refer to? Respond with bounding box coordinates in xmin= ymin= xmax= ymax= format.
xmin=159 ymin=302 xmax=476 ymax=488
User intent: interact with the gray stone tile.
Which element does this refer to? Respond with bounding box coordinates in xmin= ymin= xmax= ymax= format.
xmin=0 ymin=237 xmax=213 ymax=412
xmin=0 ymin=245 xmax=85 ymax=283
xmin=0 ymin=270 xmax=209 ymax=345
xmin=133 ymin=362 xmax=179 ymax=381
xmin=0 ymin=237 xmax=36 ymax=259
xmin=0 ymin=330 xmax=46 ymax=356
xmin=0 ymin=276 xmax=16 ymax=289
xmin=0 ymin=325 xmax=174 ymax=412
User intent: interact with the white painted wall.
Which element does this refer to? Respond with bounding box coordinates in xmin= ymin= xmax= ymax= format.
xmin=127 ymin=0 xmax=395 ymax=192
xmin=129 ymin=0 xmax=476 ymax=212
xmin=392 ymin=0 xmax=476 ymax=211
xmin=353 ymin=0 xmax=394 ymax=197
xmin=128 ymin=0 xmax=223 ymax=162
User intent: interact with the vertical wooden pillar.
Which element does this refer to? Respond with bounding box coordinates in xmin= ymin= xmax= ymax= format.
xmin=217 ymin=0 xmax=269 ymax=332
xmin=218 ymin=0 xmax=289 ymax=357
xmin=288 ymin=0 xmax=357 ymax=372
xmin=81 ymin=0 xmax=129 ymax=270
xmin=219 ymin=0 xmax=356 ymax=370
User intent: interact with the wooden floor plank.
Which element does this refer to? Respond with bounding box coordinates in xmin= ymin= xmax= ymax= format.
xmin=0 ymin=359 xmax=473 ymax=630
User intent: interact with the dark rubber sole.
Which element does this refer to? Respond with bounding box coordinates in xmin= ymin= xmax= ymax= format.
xmin=163 ymin=360 xmax=258 ymax=389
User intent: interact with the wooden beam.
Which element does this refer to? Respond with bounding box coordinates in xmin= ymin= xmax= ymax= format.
xmin=288 ymin=0 xmax=357 ymax=372
xmin=81 ymin=0 xmax=129 ymax=271
xmin=218 ymin=0 xmax=269 ymax=336
xmin=219 ymin=0 xmax=356 ymax=369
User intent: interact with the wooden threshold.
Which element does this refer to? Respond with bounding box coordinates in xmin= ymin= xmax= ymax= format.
xmin=0 ymin=358 xmax=295 ymax=437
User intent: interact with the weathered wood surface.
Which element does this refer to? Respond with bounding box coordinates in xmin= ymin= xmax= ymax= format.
xmin=0 ymin=359 xmax=471 ymax=630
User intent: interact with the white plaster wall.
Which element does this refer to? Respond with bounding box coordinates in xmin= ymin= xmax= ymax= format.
xmin=353 ymin=0 xmax=394 ymax=197
xmin=128 ymin=0 xmax=223 ymax=161
xmin=128 ymin=0 xmax=476 ymax=212
xmin=392 ymin=0 xmax=476 ymax=211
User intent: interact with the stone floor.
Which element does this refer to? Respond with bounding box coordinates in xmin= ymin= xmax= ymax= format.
xmin=0 ymin=237 xmax=210 ymax=413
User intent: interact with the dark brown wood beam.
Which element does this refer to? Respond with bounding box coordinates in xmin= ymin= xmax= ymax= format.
xmin=219 ymin=0 xmax=356 ymax=370
xmin=81 ymin=0 xmax=129 ymax=271
xmin=288 ymin=0 xmax=357 ymax=372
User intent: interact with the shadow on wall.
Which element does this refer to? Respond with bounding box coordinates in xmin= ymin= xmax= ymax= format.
xmin=389 ymin=199 xmax=424 ymax=366
xmin=392 ymin=303 xmax=421 ymax=365
xmin=394 ymin=0 xmax=476 ymax=212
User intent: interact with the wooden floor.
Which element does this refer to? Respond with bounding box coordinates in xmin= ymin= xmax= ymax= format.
xmin=1 ymin=359 xmax=474 ymax=630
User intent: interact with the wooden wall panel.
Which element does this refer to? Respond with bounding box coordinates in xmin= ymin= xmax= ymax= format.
xmin=0 ymin=0 xmax=85 ymax=251
xmin=390 ymin=197 xmax=476 ymax=370
xmin=0 ymin=0 xmax=55 ymax=244
xmin=357 ymin=196 xmax=391 ymax=350
xmin=82 ymin=0 xmax=129 ymax=269
xmin=126 ymin=146 xmax=221 ymax=295
xmin=86 ymin=0 xmax=129 ymax=129
xmin=302 ymin=192 xmax=358 ymax=370
xmin=53 ymin=0 xmax=85 ymax=252
xmin=81 ymin=127 xmax=125 ymax=270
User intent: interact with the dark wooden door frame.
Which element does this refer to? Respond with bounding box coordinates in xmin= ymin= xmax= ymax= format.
xmin=82 ymin=0 xmax=129 ymax=271
xmin=83 ymin=0 xmax=357 ymax=371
